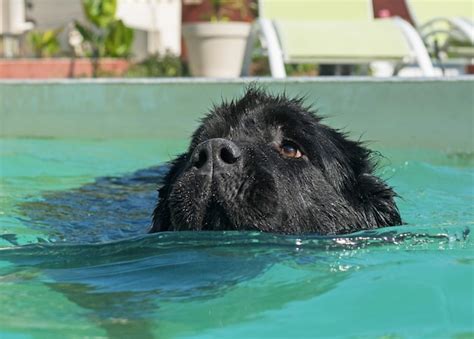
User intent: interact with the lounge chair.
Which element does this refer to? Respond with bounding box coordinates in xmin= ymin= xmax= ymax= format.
xmin=241 ymin=0 xmax=436 ymax=77
xmin=407 ymin=0 xmax=473 ymax=60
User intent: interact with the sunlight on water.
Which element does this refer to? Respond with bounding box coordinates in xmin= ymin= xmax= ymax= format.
xmin=0 ymin=139 xmax=473 ymax=338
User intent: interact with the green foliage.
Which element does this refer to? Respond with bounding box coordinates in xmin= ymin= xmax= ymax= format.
xmin=285 ymin=63 xmax=318 ymax=76
xmin=125 ymin=53 xmax=189 ymax=78
xmin=82 ymin=0 xmax=117 ymax=28
xmin=250 ymin=56 xmax=317 ymax=76
xmin=104 ymin=20 xmax=134 ymax=57
xmin=75 ymin=0 xmax=134 ymax=58
xmin=28 ymin=29 xmax=62 ymax=57
xmin=207 ymin=0 xmax=255 ymax=22
xmin=74 ymin=21 xmax=98 ymax=50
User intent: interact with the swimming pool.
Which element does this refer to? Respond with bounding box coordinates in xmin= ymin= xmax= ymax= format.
xmin=0 ymin=78 xmax=473 ymax=338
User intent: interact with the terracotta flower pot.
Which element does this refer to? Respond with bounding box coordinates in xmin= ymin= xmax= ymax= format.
xmin=0 ymin=58 xmax=130 ymax=78
xmin=182 ymin=22 xmax=251 ymax=78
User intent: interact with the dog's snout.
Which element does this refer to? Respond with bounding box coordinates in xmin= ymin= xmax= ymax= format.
xmin=192 ymin=138 xmax=241 ymax=174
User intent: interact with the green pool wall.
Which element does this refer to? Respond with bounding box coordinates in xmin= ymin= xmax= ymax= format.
xmin=1 ymin=77 xmax=473 ymax=152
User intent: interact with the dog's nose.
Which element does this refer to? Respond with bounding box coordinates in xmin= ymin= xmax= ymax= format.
xmin=191 ymin=138 xmax=241 ymax=174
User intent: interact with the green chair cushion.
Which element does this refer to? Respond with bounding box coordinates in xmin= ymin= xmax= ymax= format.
xmin=275 ymin=20 xmax=412 ymax=63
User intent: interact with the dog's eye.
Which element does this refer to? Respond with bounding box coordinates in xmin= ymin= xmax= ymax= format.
xmin=279 ymin=141 xmax=303 ymax=159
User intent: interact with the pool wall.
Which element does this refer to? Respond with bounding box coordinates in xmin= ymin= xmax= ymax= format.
xmin=1 ymin=77 xmax=473 ymax=152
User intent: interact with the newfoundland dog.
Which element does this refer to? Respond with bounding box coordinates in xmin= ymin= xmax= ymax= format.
xmin=150 ymin=88 xmax=401 ymax=235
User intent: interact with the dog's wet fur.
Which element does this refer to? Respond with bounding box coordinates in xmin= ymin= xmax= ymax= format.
xmin=151 ymin=88 xmax=401 ymax=235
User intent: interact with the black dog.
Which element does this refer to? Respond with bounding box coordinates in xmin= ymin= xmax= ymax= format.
xmin=151 ymin=88 xmax=401 ymax=235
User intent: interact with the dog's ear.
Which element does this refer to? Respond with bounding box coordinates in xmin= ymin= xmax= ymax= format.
xmin=357 ymin=172 xmax=402 ymax=227
xmin=320 ymin=127 xmax=402 ymax=228
xmin=341 ymin=144 xmax=402 ymax=228
xmin=342 ymin=141 xmax=401 ymax=227
xmin=150 ymin=154 xmax=188 ymax=233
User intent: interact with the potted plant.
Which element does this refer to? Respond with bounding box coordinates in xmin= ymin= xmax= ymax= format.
xmin=74 ymin=0 xmax=134 ymax=77
xmin=182 ymin=0 xmax=253 ymax=78
xmin=28 ymin=29 xmax=63 ymax=58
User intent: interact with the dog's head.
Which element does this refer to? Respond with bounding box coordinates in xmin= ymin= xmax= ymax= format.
xmin=151 ymin=88 xmax=401 ymax=235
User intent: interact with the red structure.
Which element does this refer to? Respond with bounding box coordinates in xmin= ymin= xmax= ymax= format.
xmin=182 ymin=0 xmax=255 ymax=23
xmin=0 ymin=58 xmax=129 ymax=79
xmin=372 ymin=0 xmax=415 ymax=25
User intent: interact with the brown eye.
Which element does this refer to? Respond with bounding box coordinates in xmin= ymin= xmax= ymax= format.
xmin=279 ymin=141 xmax=303 ymax=159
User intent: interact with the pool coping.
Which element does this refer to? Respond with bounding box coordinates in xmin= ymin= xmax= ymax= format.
xmin=1 ymin=75 xmax=474 ymax=85
xmin=1 ymin=77 xmax=473 ymax=152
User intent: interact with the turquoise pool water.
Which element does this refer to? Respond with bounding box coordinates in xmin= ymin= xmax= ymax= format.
xmin=0 ymin=138 xmax=473 ymax=338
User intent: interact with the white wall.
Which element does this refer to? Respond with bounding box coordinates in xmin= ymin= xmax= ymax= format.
xmin=26 ymin=0 xmax=84 ymax=29
xmin=116 ymin=0 xmax=182 ymax=56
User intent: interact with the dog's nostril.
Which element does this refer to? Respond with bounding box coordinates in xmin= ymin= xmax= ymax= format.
xmin=194 ymin=149 xmax=208 ymax=169
xmin=220 ymin=147 xmax=239 ymax=164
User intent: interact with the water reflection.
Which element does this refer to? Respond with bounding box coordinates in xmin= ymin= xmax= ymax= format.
xmin=0 ymin=234 xmax=354 ymax=337
xmin=19 ymin=165 xmax=169 ymax=243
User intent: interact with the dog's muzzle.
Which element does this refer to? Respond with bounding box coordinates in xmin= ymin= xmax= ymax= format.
xmin=191 ymin=138 xmax=242 ymax=176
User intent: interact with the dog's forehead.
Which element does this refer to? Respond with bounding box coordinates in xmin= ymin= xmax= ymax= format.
xmin=245 ymin=102 xmax=321 ymax=137
xmin=237 ymin=101 xmax=316 ymax=128
xmin=191 ymin=92 xmax=321 ymax=147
